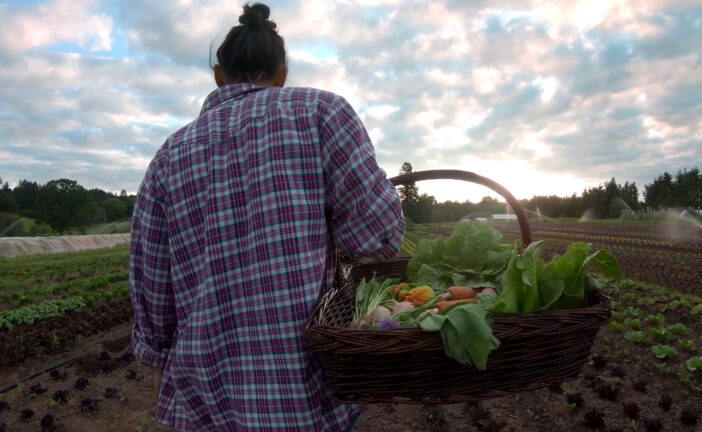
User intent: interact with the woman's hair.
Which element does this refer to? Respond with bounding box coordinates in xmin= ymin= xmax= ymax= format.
xmin=214 ymin=3 xmax=286 ymax=83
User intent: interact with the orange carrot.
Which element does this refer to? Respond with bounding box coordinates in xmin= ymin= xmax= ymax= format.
xmin=436 ymin=298 xmax=476 ymax=314
xmin=447 ymin=286 xmax=477 ymax=300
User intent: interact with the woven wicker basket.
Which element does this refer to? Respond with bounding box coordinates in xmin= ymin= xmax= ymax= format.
xmin=304 ymin=170 xmax=611 ymax=404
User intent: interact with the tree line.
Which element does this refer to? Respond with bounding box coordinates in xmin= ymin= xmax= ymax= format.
xmin=1 ymin=165 xmax=700 ymax=235
xmin=0 ymin=177 xmax=135 ymax=235
xmin=398 ymin=164 xmax=702 ymax=224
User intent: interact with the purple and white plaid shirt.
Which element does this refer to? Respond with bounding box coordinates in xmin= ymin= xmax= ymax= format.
xmin=129 ymin=83 xmax=405 ymax=431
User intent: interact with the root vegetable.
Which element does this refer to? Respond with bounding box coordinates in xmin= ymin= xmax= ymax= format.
xmin=436 ymin=298 xmax=476 ymax=314
xmin=480 ymin=288 xmax=497 ymax=296
xmin=392 ymin=301 xmax=415 ymax=315
xmin=369 ymin=306 xmax=392 ymax=323
xmin=447 ymin=286 xmax=477 ymax=300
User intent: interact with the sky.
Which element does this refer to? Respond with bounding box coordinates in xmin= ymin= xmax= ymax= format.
xmin=0 ymin=0 xmax=700 ymax=203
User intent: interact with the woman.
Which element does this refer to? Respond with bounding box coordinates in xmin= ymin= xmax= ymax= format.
xmin=129 ymin=3 xmax=405 ymax=431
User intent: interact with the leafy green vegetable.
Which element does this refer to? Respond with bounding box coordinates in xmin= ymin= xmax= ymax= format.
xmin=667 ymin=323 xmax=690 ymax=336
xmin=357 ymin=220 xmax=624 ymax=369
xmin=625 ymin=331 xmax=646 ymax=343
xmin=407 ymin=221 xmax=512 ymax=292
xmin=646 ymin=313 xmax=665 ymax=326
xmin=626 ymin=318 xmax=641 ymax=330
xmin=608 ymin=321 xmax=625 ymax=332
xmin=649 ymin=327 xmax=671 ymax=343
xmin=0 ymin=297 xmax=87 ymax=331
xmin=679 ymin=340 xmax=696 ymax=352
xmin=353 ymin=277 xmax=399 ymax=323
xmin=651 ymin=344 xmax=677 ymax=359
xmin=490 ymin=241 xmax=564 ymax=314
xmin=418 ymin=303 xmax=500 ymax=369
xmin=686 ymin=356 xmax=702 ymax=372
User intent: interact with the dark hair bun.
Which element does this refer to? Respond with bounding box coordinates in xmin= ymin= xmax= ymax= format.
xmin=239 ymin=3 xmax=274 ymax=29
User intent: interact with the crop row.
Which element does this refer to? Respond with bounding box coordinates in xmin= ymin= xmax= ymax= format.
xmin=0 ymin=271 xmax=129 ymax=310
xmin=494 ymin=226 xmax=702 ymax=253
xmin=524 ymin=223 xmax=701 ymax=241
xmin=0 ymin=282 xmax=129 ymax=331
xmin=0 ymin=245 xmax=128 ymax=280
xmin=0 ymin=297 xmax=133 ymax=367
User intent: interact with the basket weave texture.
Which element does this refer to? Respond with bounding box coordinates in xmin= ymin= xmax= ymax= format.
xmin=305 ymin=257 xmax=611 ymax=404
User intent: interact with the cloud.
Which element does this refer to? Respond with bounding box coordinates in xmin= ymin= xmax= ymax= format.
xmin=0 ymin=0 xmax=112 ymax=57
xmin=0 ymin=0 xmax=700 ymax=202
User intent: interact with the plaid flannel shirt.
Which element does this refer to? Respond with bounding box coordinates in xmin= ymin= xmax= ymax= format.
xmin=129 ymin=83 xmax=405 ymax=431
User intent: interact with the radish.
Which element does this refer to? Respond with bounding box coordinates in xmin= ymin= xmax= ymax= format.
xmin=369 ymin=306 xmax=392 ymax=323
xmin=392 ymin=301 xmax=415 ymax=315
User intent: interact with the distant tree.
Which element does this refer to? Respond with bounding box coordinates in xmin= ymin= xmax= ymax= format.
xmin=644 ymin=172 xmax=674 ymax=209
xmin=562 ymin=193 xmax=585 ymax=218
xmin=88 ymin=187 xmax=114 ymax=203
xmin=603 ymin=178 xmax=623 ymax=218
xmin=473 ymin=196 xmax=505 ymax=216
xmin=12 ymin=179 xmax=40 ymax=217
xmin=620 ymin=181 xmax=640 ymax=211
xmin=672 ymin=168 xmax=702 ymax=208
xmin=582 ymin=185 xmax=606 ymax=218
xmin=524 ymin=195 xmax=565 ymax=218
xmin=119 ymin=189 xmax=127 ymax=197
xmin=102 ymin=197 xmax=127 ymax=222
xmin=37 ymin=179 xmax=93 ymax=234
xmin=397 ymin=162 xmax=419 ymax=204
xmin=122 ymin=195 xmax=136 ymax=218
xmin=0 ymin=212 xmax=23 ymax=236
xmin=430 ymin=200 xmax=475 ymax=223
xmin=0 ymin=178 xmax=19 ymax=214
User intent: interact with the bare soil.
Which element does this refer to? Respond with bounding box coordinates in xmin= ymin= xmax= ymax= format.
xmin=1 ymin=315 xmax=700 ymax=432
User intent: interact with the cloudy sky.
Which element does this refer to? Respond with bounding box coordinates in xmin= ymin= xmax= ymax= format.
xmin=0 ymin=0 xmax=700 ymax=202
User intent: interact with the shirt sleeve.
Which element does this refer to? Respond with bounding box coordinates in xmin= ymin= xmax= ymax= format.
xmin=129 ymin=147 xmax=176 ymax=368
xmin=319 ymin=94 xmax=405 ymax=259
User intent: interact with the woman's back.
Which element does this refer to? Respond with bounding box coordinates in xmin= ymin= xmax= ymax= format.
xmin=131 ymin=82 xmax=404 ymax=431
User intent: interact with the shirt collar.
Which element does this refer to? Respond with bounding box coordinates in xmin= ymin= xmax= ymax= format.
xmin=200 ymin=83 xmax=267 ymax=115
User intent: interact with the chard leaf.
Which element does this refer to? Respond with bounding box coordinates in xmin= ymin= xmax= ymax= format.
xmin=585 ymin=250 xmax=623 ymax=280
xmin=493 ymin=253 xmax=522 ymax=314
xmin=441 ymin=304 xmax=500 ymax=369
xmin=417 ymin=312 xmax=446 ymax=332
xmin=534 ymin=265 xmax=564 ymax=311
xmin=548 ymin=242 xmax=590 ymax=298
xmin=520 ymin=241 xmax=543 ymax=312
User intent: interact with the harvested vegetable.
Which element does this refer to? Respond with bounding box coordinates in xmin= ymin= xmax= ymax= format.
xmin=353 ymin=277 xmax=399 ymax=324
xmin=377 ymin=319 xmax=401 ymax=330
xmin=406 ymin=286 xmax=434 ymax=306
xmin=447 ymin=286 xmax=477 ymax=300
xmin=351 ymin=220 xmax=622 ymax=369
xmin=369 ymin=306 xmax=392 ymax=323
xmin=480 ymin=288 xmax=496 ymax=296
xmin=417 ymin=302 xmax=500 ymax=370
xmin=408 ymin=221 xmax=513 ymax=292
xmin=436 ymin=299 xmax=476 ymax=314
xmin=392 ymin=301 xmax=415 ymax=315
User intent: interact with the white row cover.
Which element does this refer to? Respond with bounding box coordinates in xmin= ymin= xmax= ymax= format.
xmin=0 ymin=233 xmax=131 ymax=258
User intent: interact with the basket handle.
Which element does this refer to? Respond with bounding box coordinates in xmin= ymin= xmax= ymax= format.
xmin=389 ymin=169 xmax=532 ymax=247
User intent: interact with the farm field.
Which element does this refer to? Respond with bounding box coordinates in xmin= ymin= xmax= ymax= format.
xmin=0 ymin=221 xmax=701 ymax=431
